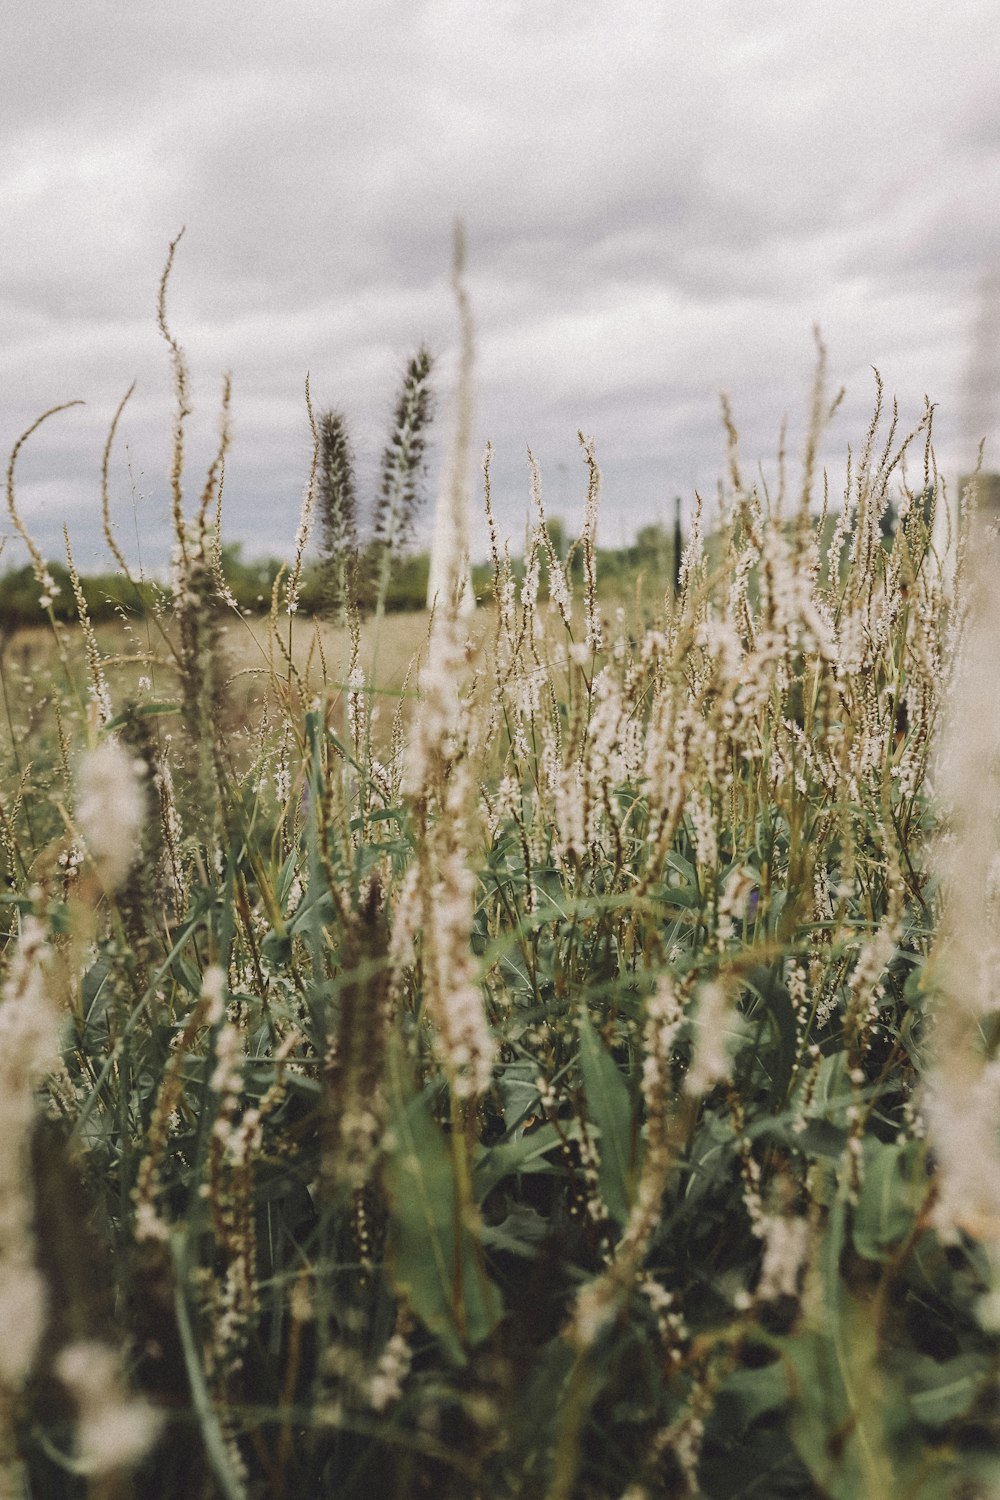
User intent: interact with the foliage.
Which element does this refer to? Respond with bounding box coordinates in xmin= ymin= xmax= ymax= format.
xmin=0 ymin=560 xmax=159 ymax=632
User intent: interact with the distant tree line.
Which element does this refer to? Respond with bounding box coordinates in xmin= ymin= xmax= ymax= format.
xmin=0 ymin=520 xmax=686 ymax=633
xmin=0 ymin=334 xmax=692 ymax=633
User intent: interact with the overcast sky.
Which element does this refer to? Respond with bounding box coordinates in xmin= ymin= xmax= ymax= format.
xmin=3 ymin=0 xmax=999 ymax=572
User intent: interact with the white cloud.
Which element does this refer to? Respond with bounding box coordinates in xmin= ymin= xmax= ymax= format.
xmin=1 ymin=0 xmax=998 ymax=569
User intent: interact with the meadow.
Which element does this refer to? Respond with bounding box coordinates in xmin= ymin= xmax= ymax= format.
xmin=2 ymin=246 xmax=1000 ymax=1499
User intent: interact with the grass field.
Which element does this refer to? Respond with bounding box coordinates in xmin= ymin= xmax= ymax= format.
xmin=3 ymin=265 xmax=1000 ymax=1499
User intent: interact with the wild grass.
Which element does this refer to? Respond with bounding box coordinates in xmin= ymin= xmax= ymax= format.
xmin=1 ymin=246 xmax=999 ymax=1500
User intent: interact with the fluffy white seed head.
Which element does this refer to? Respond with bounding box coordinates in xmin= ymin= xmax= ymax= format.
xmin=685 ymin=981 xmax=741 ymax=1098
xmin=56 ymin=1340 xmax=162 ymax=1474
xmin=76 ymin=739 xmax=146 ymax=891
xmin=0 ymin=914 xmax=62 ymax=1386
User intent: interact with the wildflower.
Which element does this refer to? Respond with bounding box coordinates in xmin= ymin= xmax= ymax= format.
xmin=55 ymin=1340 xmax=162 ymax=1475
xmin=685 ymin=981 xmax=741 ymax=1098
xmin=316 ymin=408 xmax=360 ymax=617
xmin=400 ymin=622 xmax=495 ymax=1096
xmin=424 ymin=802 xmax=496 ymax=1096
xmin=756 ymin=1213 xmax=811 ymax=1302
xmin=570 ymin=1276 xmax=618 ymax=1350
xmin=0 ymin=914 xmax=61 ymax=1387
xmin=369 ymin=1328 xmax=412 ymax=1412
xmin=924 ymin=514 xmax=1000 ymax=1254
xmin=76 ymin=739 xmax=146 ymax=891
xmin=716 ymin=870 xmax=755 ymax=948
xmin=578 ymin=432 xmax=603 ymax=651
xmin=0 ymin=1269 xmax=48 ymax=1386
xmin=201 ymin=963 xmax=227 ymax=1025
xmin=374 ymin=346 xmax=435 ymax=559
xmin=37 ymin=569 xmax=60 ymax=610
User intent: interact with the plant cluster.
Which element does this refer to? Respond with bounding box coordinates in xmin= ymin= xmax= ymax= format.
xmin=2 ymin=252 xmax=1000 ymax=1500
xmin=315 ymin=345 xmax=435 ymax=623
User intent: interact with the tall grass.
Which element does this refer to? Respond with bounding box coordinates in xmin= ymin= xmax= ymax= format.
xmin=1 ymin=247 xmax=998 ymax=1500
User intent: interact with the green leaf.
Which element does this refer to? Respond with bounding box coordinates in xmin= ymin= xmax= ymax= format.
xmin=743 ymin=965 xmax=798 ymax=1106
xmin=906 ymin=1352 xmax=991 ymax=1428
xmin=715 ymin=1359 xmax=790 ymax=1434
xmin=170 ymin=1236 xmax=250 ymax=1500
xmin=784 ymin=1192 xmax=914 ymax=1500
xmin=81 ymin=953 xmax=113 ymax=1020
xmin=171 ymin=953 xmax=204 ymax=999
xmin=480 ymin=1202 xmax=549 ymax=1258
xmin=853 ymin=1139 xmax=928 ymax=1262
xmin=784 ymin=1320 xmax=895 ymax=1500
xmin=496 ymin=1059 xmax=542 ymax=1134
xmin=698 ymin=1422 xmax=817 ymax=1500
xmin=472 ymin=1123 xmax=563 ymax=1202
xmin=302 ymin=710 xmax=331 ymax=982
xmin=286 ymin=887 xmax=336 ymax=939
xmin=811 ymin=1051 xmax=853 ymax=1117
xmin=104 ymin=701 xmax=179 ymax=730
xmin=275 ymin=849 xmax=302 ymax=909
xmin=665 ymin=850 xmax=696 ymax=882
xmin=382 ymin=1049 xmax=502 ymax=1364
xmin=578 ymin=1010 xmax=633 ymax=1226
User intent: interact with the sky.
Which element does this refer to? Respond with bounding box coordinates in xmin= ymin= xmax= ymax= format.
xmin=3 ymin=0 xmax=1000 ymax=573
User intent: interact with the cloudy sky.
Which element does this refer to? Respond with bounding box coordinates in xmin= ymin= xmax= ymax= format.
xmin=3 ymin=0 xmax=999 ymax=572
